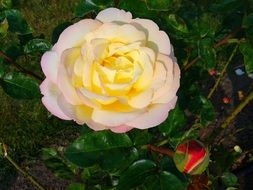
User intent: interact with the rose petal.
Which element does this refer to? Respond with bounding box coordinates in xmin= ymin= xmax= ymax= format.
xmin=152 ymin=54 xmax=180 ymax=104
xmin=132 ymin=18 xmax=171 ymax=55
xmin=41 ymin=51 xmax=59 ymax=83
xmin=110 ymin=125 xmax=133 ymax=133
xmin=40 ymin=79 xmax=70 ymax=120
xmin=57 ymin=49 xmax=83 ymax=105
xmin=96 ymin=8 xmax=132 ymax=23
xmin=79 ymin=87 xmax=117 ymax=105
xmin=57 ymin=94 xmax=93 ymax=125
xmin=128 ymin=89 xmax=153 ymax=109
xmin=126 ymin=96 xmax=177 ymax=129
xmin=93 ymin=23 xmax=146 ymax=44
xmin=92 ymin=109 xmax=143 ymax=126
xmin=53 ymin=19 xmax=102 ymax=54
xmin=86 ymin=121 xmax=108 ymax=131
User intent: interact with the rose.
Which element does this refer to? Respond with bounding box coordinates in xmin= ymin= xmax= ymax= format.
xmin=40 ymin=8 xmax=180 ymax=133
xmin=173 ymin=140 xmax=209 ymax=175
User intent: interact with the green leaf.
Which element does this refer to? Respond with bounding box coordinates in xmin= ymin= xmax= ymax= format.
xmin=24 ymin=39 xmax=52 ymax=54
xmin=117 ymin=159 xmax=157 ymax=190
xmin=145 ymin=0 xmax=174 ymax=11
xmin=164 ymin=14 xmax=189 ymax=39
xmin=0 ymin=0 xmax=12 ymax=10
xmin=65 ymin=131 xmax=132 ymax=168
xmin=199 ymin=38 xmax=216 ymax=70
xmin=195 ymin=13 xmax=221 ymax=38
xmin=0 ymin=63 xmax=7 ymax=78
xmin=119 ymin=0 xmax=156 ymax=18
xmin=239 ymin=41 xmax=253 ymax=75
xmin=42 ymin=148 xmax=77 ymax=180
xmin=130 ymin=129 xmax=152 ymax=146
xmin=67 ymin=183 xmax=85 ymax=190
xmin=221 ymin=172 xmax=238 ymax=187
xmin=75 ymin=0 xmax=114 ymax=17
xmin=4 ymin=9 xmax=33 ymax=35
xmin=0 ymin=72 xmax=40 ymax=99
xmin=159 ymin=105 xmax=186 ymax=136
xmin=199 ymin=96 xmax=215 ymax=126
xmin=51 ymin=22 xmax=72 ymax=44
xmin=101 ymin=147 xmax=139 ymax=173
xmin=209 ymin=0 xmax=242 ymax=13
xmin=159 ymin=171 xmax=186 ymax=190
xmin=242 ymin=13 xmax=253 ymax=28
xmin=0 ymin=18 xmax=8 ymax=38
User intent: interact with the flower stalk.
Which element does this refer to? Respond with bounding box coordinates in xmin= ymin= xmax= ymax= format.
xmin=0 ymin=51 xmax=43 ymax=81
xmin=2 ymin=144 xmax=46 ymax=190
xmin=221 ymin=91 xmax=253 ymax=128
xmin=207 ymin=45 xmax=238 ymax=99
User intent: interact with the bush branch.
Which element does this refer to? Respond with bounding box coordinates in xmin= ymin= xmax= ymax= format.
xmin=207 ymin=45 xmax=238 ymax=99
xmin=148 ymin=144 xmax=174 ymax=157
xmin=2 ymin=144 xmax=45 ymax=190
xmin=0 ymin=51 xmax=43 ymax=81
xmin=183 ymin=28 xmax=241 ymax=71
xmin=221 ymin=92 xmax=253 ymax=128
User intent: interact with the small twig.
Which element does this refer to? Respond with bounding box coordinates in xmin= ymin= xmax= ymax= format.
xmin=2 ymin=144 xmax=46 ymax=190
xmin=0 ymin=51 xmax=43 ymax=81
xmin=183 ymin=28 xmax=241 ymax=71
xmin=207 ymin=45 xmax=238 ymax=99
xmin=221 ymin=92 xmax=253 ymax=128
xmin=214 ymin=28 xmax=242 ymax=48
xmin=183 ymin=57 xmax=200 ymax=71
xmin=148 ymin=144 xmax=174 ymax=157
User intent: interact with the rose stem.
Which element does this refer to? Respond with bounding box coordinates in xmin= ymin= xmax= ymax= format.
xmin=207 ymin=45 xmax=238 ymax=99
xmin=148 ymin=144 xmax=175 ymax=157
xmin=2 ymin=144 xmax=46 ymax=190
xmin=183 ymin=27 xmax=241 ymax=71
xmin=221 ymin=91 xmax=253 ymax=128
xmin=0 ymin=51 xmax=43 ymax=81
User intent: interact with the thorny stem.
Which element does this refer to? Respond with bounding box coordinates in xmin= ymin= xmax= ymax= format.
xmin=221 ymin=92 xmax=253 ymax=128
xmin=148 ymin=144 xmax=175 ymax=157
xmin=0 ymin=51 xmax=43 ymax=81
xmin=207 ymin=45 xmax=238 ymax=99
xmin=2 ymin=144 xmax=46 ymax=190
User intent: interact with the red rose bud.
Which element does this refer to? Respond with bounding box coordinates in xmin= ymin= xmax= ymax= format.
xmin=223 ymin=97 xmax=230 ymax=104
xmin=173 ymin=140 xmax=209 ymax=175
xmin=209 ymin=69 xmax=216 ymax=76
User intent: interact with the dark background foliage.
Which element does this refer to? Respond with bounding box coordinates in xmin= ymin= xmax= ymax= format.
xmin=0 ymin=0 xmax=253 ymax=189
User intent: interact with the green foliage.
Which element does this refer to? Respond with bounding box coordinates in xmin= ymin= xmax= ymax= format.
xmin=64 ymin=131 xmax=133 ymax=168
xmin=1 ymin=0 xmax=253 ymax=189
xmin=24 ymin=39 xmax=52 ymax=54
xmin=221 ymin=172 xmax=238 ymax=187
xmin=0 ymin=18 xmax=8 ymax=37
xmin=75 ymin=0 xmax=114 ymax=17
xmin=0 ymin=0 xmax=12 ymax=10
xmin=199 ymin=38 xmax=216 ymax=70
xmin=2 ymin=9 xmax=33 ymax=35
xmin=0 ymin=72 xmax=40 ymax=99
xmin=117 ymin=159 xmax=157 ymax=190
xmin=67 ymin=183 xmax=85 ymax=190
xmin=159 ymin=105 xmax=186 ymax=136
xmin=239 ymin=41 xmax=253 ymax=75
xmin=42 ymin=148 xmax=78 ymax=179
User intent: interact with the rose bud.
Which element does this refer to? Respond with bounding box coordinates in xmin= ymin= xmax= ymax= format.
xmin=223 ymin=97 xmax=230 ymax=104
xmin=40 ymin=8 xmax=180 ymax=133
xmin=209 ymin=69 xmax=216 ymax=76
xmin=173 ymin=140 xmax=209 ymax=175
